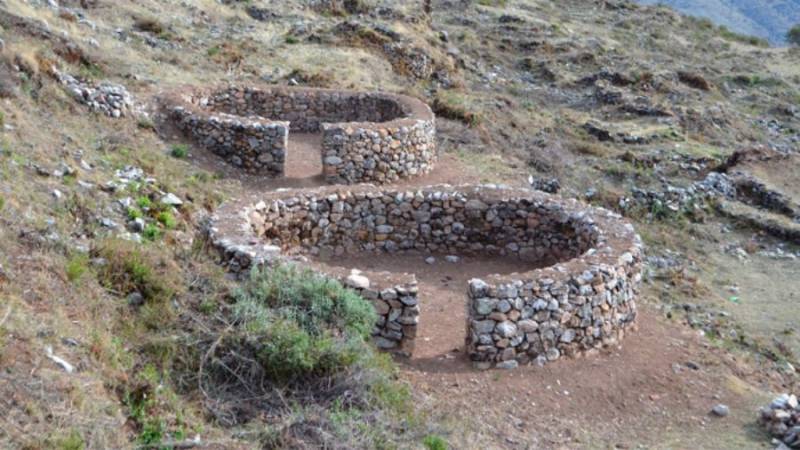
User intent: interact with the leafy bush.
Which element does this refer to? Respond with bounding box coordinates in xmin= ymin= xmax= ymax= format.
xmin=424 ymin=435 xmax=449 ymax=450
xmin=230 ymin=264 xmax=376 ymax=380
xmin=170 ymin=144 xmax=188 ymax=158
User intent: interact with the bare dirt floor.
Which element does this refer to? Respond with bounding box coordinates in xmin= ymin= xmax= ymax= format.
xmin=312 ymin=254 xmax=775 ymax=449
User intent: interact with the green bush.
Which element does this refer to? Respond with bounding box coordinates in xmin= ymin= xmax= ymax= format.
xmin=231 ymin=264 xmax=376 ymax=380
xmin=142 ymin=224 xmax=161 ymax=241
xmin=65 ymin=253 xmax=89 ymax=282
xmin=170 ymin=144 xmax=188 ymax=158
xmin=423 ymin=435 xmax=449 ymax=450
xmin=156 ymin=211 xmax=176 ymax=229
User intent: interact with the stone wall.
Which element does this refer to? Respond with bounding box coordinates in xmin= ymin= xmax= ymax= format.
xmin=164 ymin=85 xmax=436 ymax=183
xmin=205 ymin=184 xmax=643 ymax=368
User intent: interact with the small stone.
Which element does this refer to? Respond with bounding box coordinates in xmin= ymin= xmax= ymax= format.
xmin=374 ymin=337 xmax=397 ymax=349
xmin=445 ymin=255 xmax=459 ymax=263
xmin=496 ymin=321 xmax=517 ymax=338
xmin=127 ymin=292 xmax=145 ymax=307
xmin=425 ymin=256 xmax=435 ymax=264
xmin=127 ymin=218 xmax=145 ymax=232
xmin=161 ymin=193 xmax=183 ymax=206
xmin=345 ymin=273 xmax=370 ymax=289
xmin=711 ymin=404 xmax=729 ymax=417
xmin=496 ymin=360 xmax=518 ymax=370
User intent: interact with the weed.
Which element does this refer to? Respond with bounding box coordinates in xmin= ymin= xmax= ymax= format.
xmin=127 ymin=207 xmax=143 ymax=220
xmin=93 ymin=239 xmax=180 ymax=305
xmin=206 ymin=46 xmax=221 ymax=57
xmin=170 ymin=144 xmax=188 ymax=158
xmin=432 ymin=91 xmax=482 ymax=126
xmin=0 ymin=110 xmax=4 ymax=128
xmin=285 ymin=35 xmax=299 ymax=45
xmin=423 ymin=435 xmax=449 ymax=450
xmin=0 ymin=196 xmax=4 ymax=211
xmin=137 ymin=117 xmax=155 ymax=130
xmin=65 ymin=253 xmax=90 ymax=282
xmin=136 ymin=196 xmax=152 ymax=209
xmin=142 ymin=224 xmax=161 ymax=241
xmin=156 ymin=211 xmax=176 ymax=229
xmin=51 ymin=429 xmax=85 ymax=450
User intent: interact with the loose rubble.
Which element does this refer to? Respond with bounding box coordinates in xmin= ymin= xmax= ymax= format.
xmin=54 ymin=70 xmax=134 ymax=118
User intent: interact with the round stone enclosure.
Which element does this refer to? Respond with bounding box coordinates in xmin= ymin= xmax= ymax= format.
xmin=163 ymin=85 xmax=436 ymax=184
xmin=205 ymin=184 xmax=643 ymax=368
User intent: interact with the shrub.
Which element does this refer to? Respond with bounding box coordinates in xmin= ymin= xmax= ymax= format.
xmin=423 ymin=435 xmax=449 ymax=450
xmin=285 ymin=35 xmax=299 ymax=45
xmin=136 ymin=196 xmax=152 ymax=209
xmin=170 ymin=144 xmax=188 ymax=158
xmin=65 ymin=253 xmax=89 ymax=282
xmin=788 ymin=24 xmax=800 ymax=46
xmin=156 ymin=211 xmax=176 ymax=229
xmin=92 ymin=239 xmax=180 ymax=305
xmin=142 ymin=224 xmax=161 ymax=241
xmin=230 ymin=264 xmax=376 ymax=381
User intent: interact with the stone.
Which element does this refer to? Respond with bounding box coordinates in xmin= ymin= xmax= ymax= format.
xmin=127 ymin=292 xmax=145 ymax=307
xmin=425 ymin=256 xmax=436 ymax=264
xmin=345 ymin=273 xmax=370 ymax=289
xmin=518 ymin=320 xmax=539 ymax=333
xmin=711 ymin=404 xmax=729 ymax=417
xmin=161 ymin=193 xmax=183 ymax=206
xmin=375 ymin=337 xmax=398 ymax=349
xmin=496 ymin=321 xmax=517 ymax=338
xmin=473 ymin=320 xmax=496 ymax=334
xmin=496 ymin=360 xmax=519 ymax=370
xmin=445 ymin=255 xmax=459 ymax=263
xmin=474 ymin=298 xmax=497 ymax=315
xmin=560 ymin=329 xmax=576 ymax=343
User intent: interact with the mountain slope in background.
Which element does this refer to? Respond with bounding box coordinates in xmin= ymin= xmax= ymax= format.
xmin=637 ymin=0 xmax=800 ymax=44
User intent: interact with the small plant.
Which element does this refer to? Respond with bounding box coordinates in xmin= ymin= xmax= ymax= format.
xmin=157 ymin=211 xmax=176 ymax=229
xmin=127 ymin=207 xmax=143 ymax=220
xmin=93 ymin=239 xmax=180 ymax=305
xmin=423 ymin=435 xmax=449 ymax=450
xmin=285 ymin=35 xmax=299 ymax=45
xmin=0 ymin=111 xmax=4 ymax=128
xmin=170 ymin=144 xmax=188 ymax=158
xmin=136 ymin=196 xmax=152 ymax=209
xmin=142 ymin=223 xmax=161 ymax=241
xmin=207 ymin=45 xmax=221 ymax=57
xmin=137 ymin=117 xmax=155 ymax=130
xmin=0 ymin=196 xmax=4 ymax=211
xmin=65 ymin=253 xmax=90 ymax=282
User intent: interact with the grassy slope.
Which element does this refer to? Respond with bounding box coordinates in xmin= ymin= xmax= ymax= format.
xmin=0 ymin=0 xmax=798 ymax=448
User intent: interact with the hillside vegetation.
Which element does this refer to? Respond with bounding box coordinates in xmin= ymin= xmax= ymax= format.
xmin=0 ymin=0 xmax=799 ymax=448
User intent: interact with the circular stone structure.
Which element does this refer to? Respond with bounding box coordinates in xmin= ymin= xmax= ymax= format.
xmin=163 ymin=85 xmax=436 ymax=184
xmin=205 ymin=184 xmax=643 ymax=369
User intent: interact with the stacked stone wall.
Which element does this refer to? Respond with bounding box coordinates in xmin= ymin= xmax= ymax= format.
xmin=205 ymin=184 xmax=643 ymax=368
xmin=164 ymin=85 xmax=436 ymax=183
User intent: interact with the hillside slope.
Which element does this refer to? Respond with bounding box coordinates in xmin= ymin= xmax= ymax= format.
xmin=0 ymin=0 xmax=799 ymax=448
xmin=637 ymin=0 xmax=800 ymax=44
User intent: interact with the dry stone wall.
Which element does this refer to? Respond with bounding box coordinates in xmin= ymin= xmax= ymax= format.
xmin=164 ymin=85 xmax=436 ymax=183
xmin=205 ymin=184 xmax=643 ymax=368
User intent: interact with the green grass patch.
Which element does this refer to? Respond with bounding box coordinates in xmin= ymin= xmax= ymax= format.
xmin=424 ymin=435 xmax=449 ymax=450
xmin=65 ymin=253 xmax=90 ymax=282
xmin=170 ymin=144 xmax=188 ymax=159
xmin=156 ymin=211 xmax=176 ymax=229
xmin=93 ymin=239 xmax=181 ymax=305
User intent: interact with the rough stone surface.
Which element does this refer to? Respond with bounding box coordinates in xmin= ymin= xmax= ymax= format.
xmin=205 ymin=184 xmax=643 ymax=367
xmin=164 ymin=85 xmax=436 ymax=183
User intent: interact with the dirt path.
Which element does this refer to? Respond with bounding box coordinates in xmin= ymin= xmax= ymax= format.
xmin=313 ymin=253 xmax=548 ymax=361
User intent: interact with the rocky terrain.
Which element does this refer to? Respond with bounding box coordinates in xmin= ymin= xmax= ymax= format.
xmin=1 ymin=0 xmax=799 ymax=448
